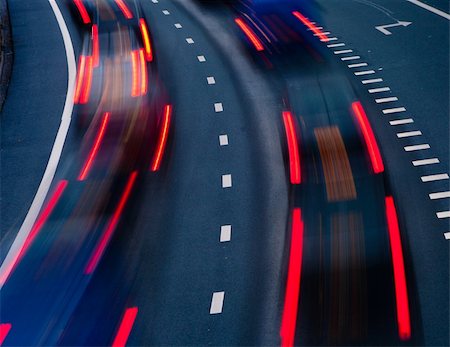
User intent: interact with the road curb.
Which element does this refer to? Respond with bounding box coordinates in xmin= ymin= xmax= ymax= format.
xmin=0 ymin=0 xmax=13 ymax=113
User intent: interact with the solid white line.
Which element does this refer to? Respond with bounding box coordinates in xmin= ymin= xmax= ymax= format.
xmin=327 ymin=43 xmax=345 ymax=48
xmin=174 ymin=23 xmax=182 ymax=29
xmin=363 ymin=79 xmax=384 ymax=85
xmin=222 ymin=174 xmax=232 ymax=188
xmin=214 ymin=103 xmax=223 ymax=112
xmin=390 ymin=118 xmax=414 ymax=125
xmin=437 ymin=211 xmax=450 ymax=219
xmin=412 ymin=158 xmax=439 ymax=166
xmin=397 ymin=130 xmax=422 ymax=138
xmin=210 ymin=291 xmax=225 ymax=314
xmin=219 ymin=134 xmax=228 ymax=146
xmin=355 ymin=70 xmax=375 ymax=76
xmin=348 ymin=63 xmax=368 ymax=68
xmin=0 ymin=0 xmax=76 ymax=289
xmin=383 ymin=107 xmax=406 ymax=114
xmin=429 ymin=191 xmax=450 ymax=200
xmin=445 ymin=232 xmax=450 ymax=240
xmin=406 ymin=0 xmax=450 ymax=20
xmin=376 ymin=97 xmax=398 ymax=103
xmin=220 ymin=225 xmax=232 ymax=242
xmin=207 ymin=76 xmax=216 ymax=85
xmin=421 ymin=173 xmax=449 ymax=182
xmin=334 ymin=49 xmax=353 ymax=54
xmin=404 ymin=144 xmax=430 ymax=151
xmin=341 ymin=55 xmax=360 ymax=61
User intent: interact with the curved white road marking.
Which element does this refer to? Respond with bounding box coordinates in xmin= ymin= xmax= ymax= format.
xmin=0 ymin=0 xmax=75 ymax=288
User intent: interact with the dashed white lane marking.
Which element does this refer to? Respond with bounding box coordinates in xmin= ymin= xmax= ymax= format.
xmin=421 ymin=173 xmax=449 ymax=182
xmin=363 ymin=78 xmax=384 ymax=85
xmin=436 ymin=211 xmax=450 ymax=219
xmin=327 ymin=43 xmax=345 ymax=48
xmin=222 ymin=174 xmax=233 ymax=188
xmin=397 ymin=130 xmax=422 ymax=138
xmin=219 ymin=134 xmax=229 ymax=146
xmin=412 ymin=158 xmax=440 ymax=166
xmin=406 ymin=0 xmax=450 ymax=20
xmin=404 ymin=144 xmax=430 ymax=151
xmin=355 ymin=70 xmax=375 ymax=76
xmin=341 ymin=55 xmax=360 ymax=61
xmin=382 ymin=107 xmax=406 ymax=114
xmin=429 ymin=191 xmax=450 ymax=200
xmin=390 ymin=118 xmax=414 ymax=125
xmin=222 ymin=174 xmax=232 ymax=188
xmin=0 ymin=0 xmax=76 ymax=289
xmin=348 ymin=62 xmax=368 ymax=68
xmin=207 ymin=76 xmax=216 ymax=85
xmin=334 ymin=49 xmax=353 ymax=54
xmin=186 ymin=38 xmax=194 ymax=44
xmin=174 ymin=23 xmax=182 ymax=29
xmin=368 ymin=86 xmax=390 ymax=93
xmin=210 ymin=291 xmax=225 ymax=314
xmin=376 ymin=97 xmax=398 ymax=103
xmin=445 ymin=232 xmax=450 ymax=240
xmin=220 ymin=225 xmax=232 ymax=242
xmin=214 ymin=103 xmax=223 ymax=113
xmin=197 ymin=55 xmax=206 ymax=62
xmin=162 ymin=9 xmax=170 ymax=15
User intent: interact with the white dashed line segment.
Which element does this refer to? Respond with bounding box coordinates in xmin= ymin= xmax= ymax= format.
xmin=214 ymin=103 xmax=223 ymax=113
xmin=421 ymin=174 xmax=449 ymax=182
xmin=404 ymin=144 xmax=430 ymax=151
xmin=219 ymin=134 xmax=229 ymax=146
xmin=222 ymin=174 xmax=232 ymax=188
xmin=397 ymin=131 xmax=422 ymax=138
xmin=210 ymin=292 xmax=225 ymax=314
xmin=220 ymin=225 xmax=232 ymax=242
xmin=412 ymin=158 xmax=439 ymax=166
xmin=429 ymin=191 xmax=450 ymax=200
xmin=390 ymin=118 xmax=414 ymax=125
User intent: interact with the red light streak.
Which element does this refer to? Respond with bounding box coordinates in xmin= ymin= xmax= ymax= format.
xmin=112 ymin=307 xmax=138 ymax=347
xmin=79 ymin=55 xmax=93 ymax=104
xmin=151 ymin=105 xmax=172 ymax=172
xmin=85 ymin=171 xmax=138 ymax=274
xmin=139 ymin=49 xmax=148 ymax=95
xmin=131 ymin=50 xmax=139 ymax=97
xmin=115 ymin=0 xmax=133 ymax=19
xmin=139 ymin=19 xmax=153 ymax=62
xmin=292 ymin=11 xmax=329 ymax=42
xmin=92 ymin=24 xmax=99 ymax=67
xmin=78 ymin=112 xmax=110 ymax=181
xmin=280 ymin=208 xmax=304 ymax=347
xmin=234 ymin=18 xmax=265 ymax=52
xmin=74 ymin=55 xmax=86 ymax=104
xmin=385 ymin=196 xmax=411 ymax=340
xmin=73 ymin=0 xmax=90 ymax=24
xmin=351 ymin=101 xmax=384 ymax=174
xmin=0 ymin=181 xmax=68 ymax=286
xmin=282 ymin=111 xmax=301 ymax=184
xmin=0 ymin=323 xmax=12 ymax=346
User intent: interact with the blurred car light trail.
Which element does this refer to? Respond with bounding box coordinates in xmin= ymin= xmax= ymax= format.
xmin=385 ymin=196 xmax=411 ymax=340
xmin=139 ymin=19 xmax=153 ymax=61
xmin=351 ymin=101 xmax=385 ymax=174
xmin=115 ymin=0 xmax=133 ymax=19
xmin=280 ymin=208 xmax=304 ymax=347
xmin=78 ymin=112 xmax=110 ymax=181
xmin=234 ymin=18 xmax=265 ymax=52
xmin=112 ymin=307 xmax=138 ymax=347
xmin=0 ymin=323 xmax=12 ymax=346
xmin=151 ymin=105 xmax=172 ymax=172
xmin=73 ymin=0 xmax=90 ymax=24
xmin=0 ymin=180 xmax=68 ymax=286
xmin=85 ymin=171 xmax=138 ymax=274
xmin=292 ymin=11 xmax=329 ymax=42
xmin=282 ymin=111 xmax=301 ymax=184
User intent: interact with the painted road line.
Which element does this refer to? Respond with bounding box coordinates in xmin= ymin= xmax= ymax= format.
xmin=429 ymin=191 xmax=450 ymax=200
xmin=0 ymin=0 xmax=76 ymax=289
xmin=412 ymin=158 xmax=439 ymax=166
xmin=210 ymin=291 xmax=225 ymax=314
xmin=162 ymin=10 xmax=170 ymax=15
xmin=404 ymin=144 xmax=430 ymax=151
xmin=397 ymin=130 xmax=422 ymax=138
xmin=174 ymin=23 xmax=182 ymax=29
xmin=334 ymin=49 xmax=353 ymax=54
xmin=197 ymin=55 xmax=206 ymax=62
xmin=369 ymin=87 xmax=390 ymax=93
xmin=383 ymin=107 xmax=406 ymax=114
xmin=186 ymin=38 xmax=194 ymax=44
xmin=220 ymin=225 xmax=232 ymax=242
xmin=363 ymin=78 xmax=384 ymax=85
xmin=437 ymin=211 xmax=450 ymax=219
xmin=348 ymin=62 xmax=368 ymax=68
xmin=207 ymin=76 xmax=216 ymax=85
xmin=421 ymin=173 xmax=449 ymax=182
xmin=222 ymin=174 xmax=232 ymax=188
xmin=406 ymin=0 xmax=450 ymax=20
xmin=390 ymin=118 xmax=414 ymax=125
xmin=214 ymin=103 xmax=223 ymax=113
xmin=445 ymin=232 xmax=450 ymax=240
xmin=376 ymin=97 xmax=398 ymax=103
xmin=341 ymin=55 xmax=360 ymax=61
xmin=219 ymin=135 xmax=229 ymax=146
xmin=327 ymin=43 xmax=345 ymax=48
xmin=355 ymin=70 xmax=375 ymax=76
